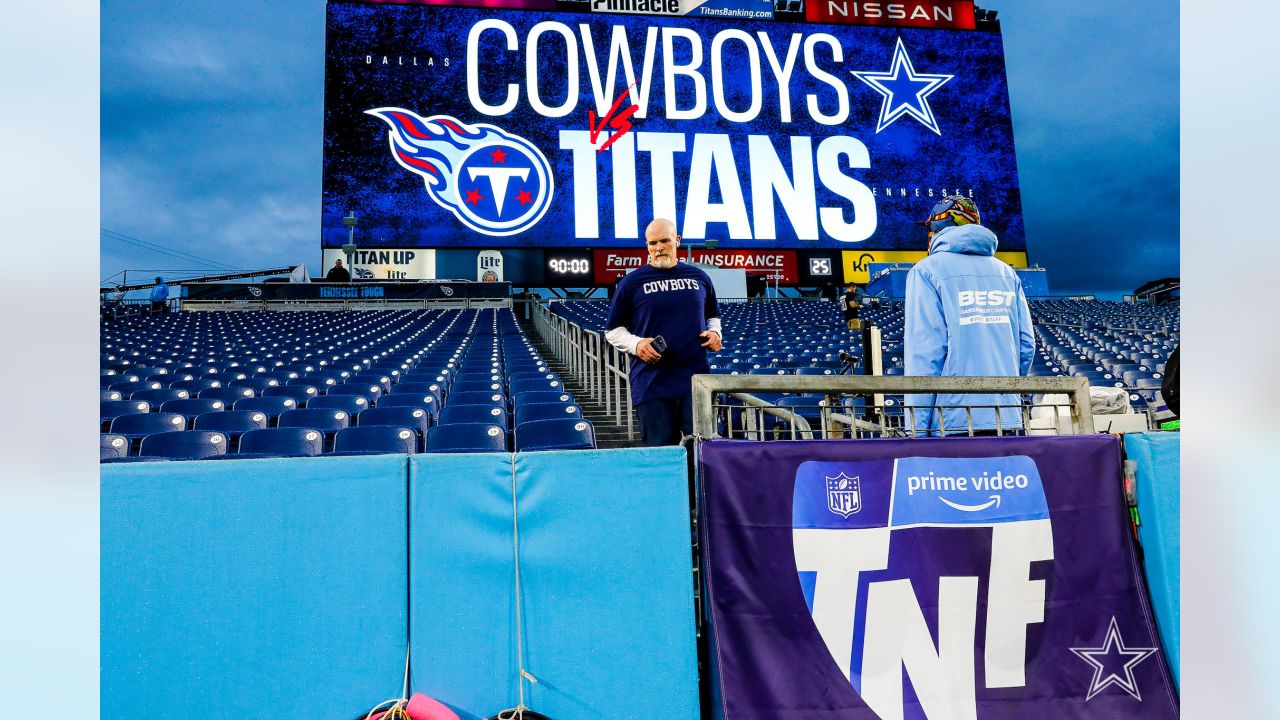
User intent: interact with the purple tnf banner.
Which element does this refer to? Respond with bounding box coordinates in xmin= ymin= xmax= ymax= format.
xmin=698 ymin=436 xmax=1179 ymax=719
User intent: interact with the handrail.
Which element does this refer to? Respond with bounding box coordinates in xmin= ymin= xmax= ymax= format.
xmin=531 ymin=302 xmax=635 ymax=441
xmin=691 ymin=374 xmax=1096 ymax=438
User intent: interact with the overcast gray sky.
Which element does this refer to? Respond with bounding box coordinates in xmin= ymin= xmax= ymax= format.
xmin=101 ymin=0 xmax=1178 ymax=297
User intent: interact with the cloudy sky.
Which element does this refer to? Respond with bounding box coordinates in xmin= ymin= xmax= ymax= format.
xmin=101 ymin=0 xmax=1178 ymax=297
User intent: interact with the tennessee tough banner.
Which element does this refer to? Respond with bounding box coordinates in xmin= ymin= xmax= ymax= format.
xmin=697 ymin=436 xmax=1179 ymax=719
xmin=322 ymin=1 xmax=1025 ymax=251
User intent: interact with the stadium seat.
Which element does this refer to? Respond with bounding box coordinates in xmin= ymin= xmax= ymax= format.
xmin=262 ymin=384 xmax=319 ymax=407
xmin=513 ymin=390 xmax=575 ymax=407
xmin=356 ymin=406 xmax=434 ymax=452
xmin=101 ymin=390 xmax=123 ymax=401
xmin=449 ymin=380 xmax=506 ymax=396
xmin=329 ymin=381 xmax=383 ymax=404
xmin=306 ymin=394 xmax=370 ymax=417
xmin=110 ymin=411 xmax=188 ymax=440
xmin=277 ymin=407 xmax=352 ymax=435
xmin=425 ymin=423 xmax=507 ymax=453
xmin=138 ymin=430 xmax=229 ymax=460
xmin=101 ymin=399 xmax=151 ymax=431
xmin=132 ymin=388 xmax=191 ymax=407
xmin=110 ymin=380 xmax=164 ymax=396
xmin=446 ymin=390 xmax=507 ymax=407
xmin=375 ymin=393 xmax=440 ymax=416
xmin=233 ymin=396 xmax=300 ymax=424
xmin=160 ymin=397 xmax=227 ymax=423
xmin=508 ymin=377 xmax=564 ymax=396
xmin=101 ymin=433 xmax=129 ymax=460
xmin=333 ymin=425 xmax=417 ymax=455
xmin=237 ymin=427 xmax=324 ymax=457
xmin=228 ymin=377 xmax=282 ymax=396
xmin=169 ymin=378 xmax=223 ymax=394
xmin=198 ymin=386 xmax=258 ymax=404
xmin=439 ymin=404 xmax=510 ymax=432
xmin=514 ymin=402 xmax=582 ymax=427
xmin=194 ymin=410 xmax=270 ymax=447
xmin=514 ymin=418 xmax=595 ymax=452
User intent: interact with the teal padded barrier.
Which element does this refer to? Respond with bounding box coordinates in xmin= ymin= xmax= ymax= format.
xmin=1125 ymin=432 xmax=1181 ymax=686
xmin=408 ymin=448 xmax=700 ymax=720
xmin=516 ymin=448 xmax=700 ymax=719
xmin=408 ymin=452 xmax=517 ymax=717
xmin=102 ymin=456 xmax=410 ymax=719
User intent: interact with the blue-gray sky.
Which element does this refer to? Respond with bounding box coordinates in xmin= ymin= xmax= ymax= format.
xmin=101 ymin=0 xmax=1178 ymax=297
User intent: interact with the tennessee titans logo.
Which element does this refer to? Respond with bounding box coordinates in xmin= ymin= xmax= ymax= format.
xmin=366 ymin=108 xmax=554 ymax=236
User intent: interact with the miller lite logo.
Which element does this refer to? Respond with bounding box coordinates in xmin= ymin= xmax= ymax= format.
xmin=367 ymin=108 xmax=553 ymax=236
xmin=825 ymin=472 xmax=861 ymax=517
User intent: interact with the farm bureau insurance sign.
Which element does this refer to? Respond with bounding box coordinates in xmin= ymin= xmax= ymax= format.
xmin=322 ymin=2 xmax=1024 ymax=251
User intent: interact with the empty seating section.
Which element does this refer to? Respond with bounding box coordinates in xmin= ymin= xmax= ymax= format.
xmin=549 ymin=297 xmax=1179 ymax=404
xmin=100 ymin=308 xmax=596 ymax=460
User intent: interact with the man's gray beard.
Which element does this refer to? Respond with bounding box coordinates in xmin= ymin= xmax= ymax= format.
xmin=650 ymin=255 xmax=677 ymax=269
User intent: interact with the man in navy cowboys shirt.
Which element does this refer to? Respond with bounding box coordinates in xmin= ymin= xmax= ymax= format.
xmin=605 ymin=218 xmax=724 ymax=446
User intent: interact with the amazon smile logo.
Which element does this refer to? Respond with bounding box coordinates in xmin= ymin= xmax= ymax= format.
xmin=890 ymin=459 xmax=1048 ymax=526
xmin=906 ymin=469 xmax=1031 ymax=513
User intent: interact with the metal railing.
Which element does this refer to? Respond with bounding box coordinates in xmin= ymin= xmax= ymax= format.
xmin=691 ymin=374 xmax=1096 ymax=439
xmin=531 ymin=302 xmax=636 ymax=441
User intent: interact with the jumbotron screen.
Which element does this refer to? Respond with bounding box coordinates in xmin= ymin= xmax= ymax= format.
xmin=321 ymin=1 xmax=1025 ymax=252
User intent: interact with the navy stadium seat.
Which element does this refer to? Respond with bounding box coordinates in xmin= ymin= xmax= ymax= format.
xmin=514 ymin=418 xmax=595 ymax=452
xmin=233 ymin=396 xmax=300 ymax=424
xmin=132 ymin=388 xmax=191 ymax=407
xmin=425 ymin=423 xmax=507 ymax=453
xmin=439 ymin=404 xmax=510 ymax=432
xmin=110 ymin=411 xmax=188 ymax=440
xmin=450 ymin=379 xmax=506 ymax=395
xmin=513 ymin=390 xmax=575 ymax=407
xmin=237 ymin=427 xmax=324 ymax=457
xmin=375 ymin=392 xmax=440 ymax=416
xmin=333 ymin=425 xmax=417 ymax=455
xmin=169 ymin=378 xmax=223 ymax=394
xmin=160 ymin=397 xmax=227 ymax=423
xmin=228 ymin=377 xmax=281 ymax=396
xmin=101 ymin=433 xmax=129 ymax=460
xmin=329 ymin=381 xmax=383 ymax=404
xmin=357 ymin=406 xmax=434 ymax=452
xmin=199 ymin=386 xmax=257 ymax=404
xmin=110 ymin=380 xmax=164 ymax=396
xmin=508 ymin=377 xmax=564 ymax=396
xmin=101 ymin=390 xmax=123 ymax=401
xmin=194 ymin=410 xmax=270 ymax=444
xmin=513 ymin=402 xmax=583 ymax=427
xmin=306 ymin=394 xmax=370 ymax=417
xmin=278 ymin=407 xmax=352 ymax=434
xmin=263 ymin=384 xmax=319 ymax=406
xmin=138 ymin=430 xmax=229 ymax=460
xmin=446 ymin=390 xmax=506 ymax=408
xmin=101 ymin=399 xmax=151 ymax=430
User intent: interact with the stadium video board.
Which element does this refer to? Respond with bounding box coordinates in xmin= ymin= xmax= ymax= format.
xmin=321 ymin=1 xmax=1025 ymax=252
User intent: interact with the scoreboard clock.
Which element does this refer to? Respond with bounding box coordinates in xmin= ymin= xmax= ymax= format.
xmin=543 ymin=250 xmax=594 ymax=284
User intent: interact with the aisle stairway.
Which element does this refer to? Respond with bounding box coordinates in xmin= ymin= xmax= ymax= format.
xmin=518 ymin=311 xmax=637 ymax=449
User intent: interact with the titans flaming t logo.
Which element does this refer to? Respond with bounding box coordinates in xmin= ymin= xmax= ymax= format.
xmin=367 ymin=108 xmax=554 ymax=236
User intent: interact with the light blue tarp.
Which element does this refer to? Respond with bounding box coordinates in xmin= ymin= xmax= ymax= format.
xmin=101 ymin=455 xmax=410 ymax=720
xmin=103 ymin=448 xmax=700 ymax=720
xmin=1125 ymin=432 xmax=1180 ymax=686
xmin=408 ymin=447 xmax=700 ymax=720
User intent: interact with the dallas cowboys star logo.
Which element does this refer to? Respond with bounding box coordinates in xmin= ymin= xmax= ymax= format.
xmin=851 ymin=38 xmax=954 ymax=135
xmin=1070 ymin=616 xmax=1159 ymax=701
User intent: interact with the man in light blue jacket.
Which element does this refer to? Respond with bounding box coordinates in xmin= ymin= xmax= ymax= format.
xmin=904 ymin=196 xmax=1034 ymax=435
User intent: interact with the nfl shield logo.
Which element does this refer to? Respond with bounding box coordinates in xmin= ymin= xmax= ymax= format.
xmin=825 ymin=472 xmax=861 ymax=518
